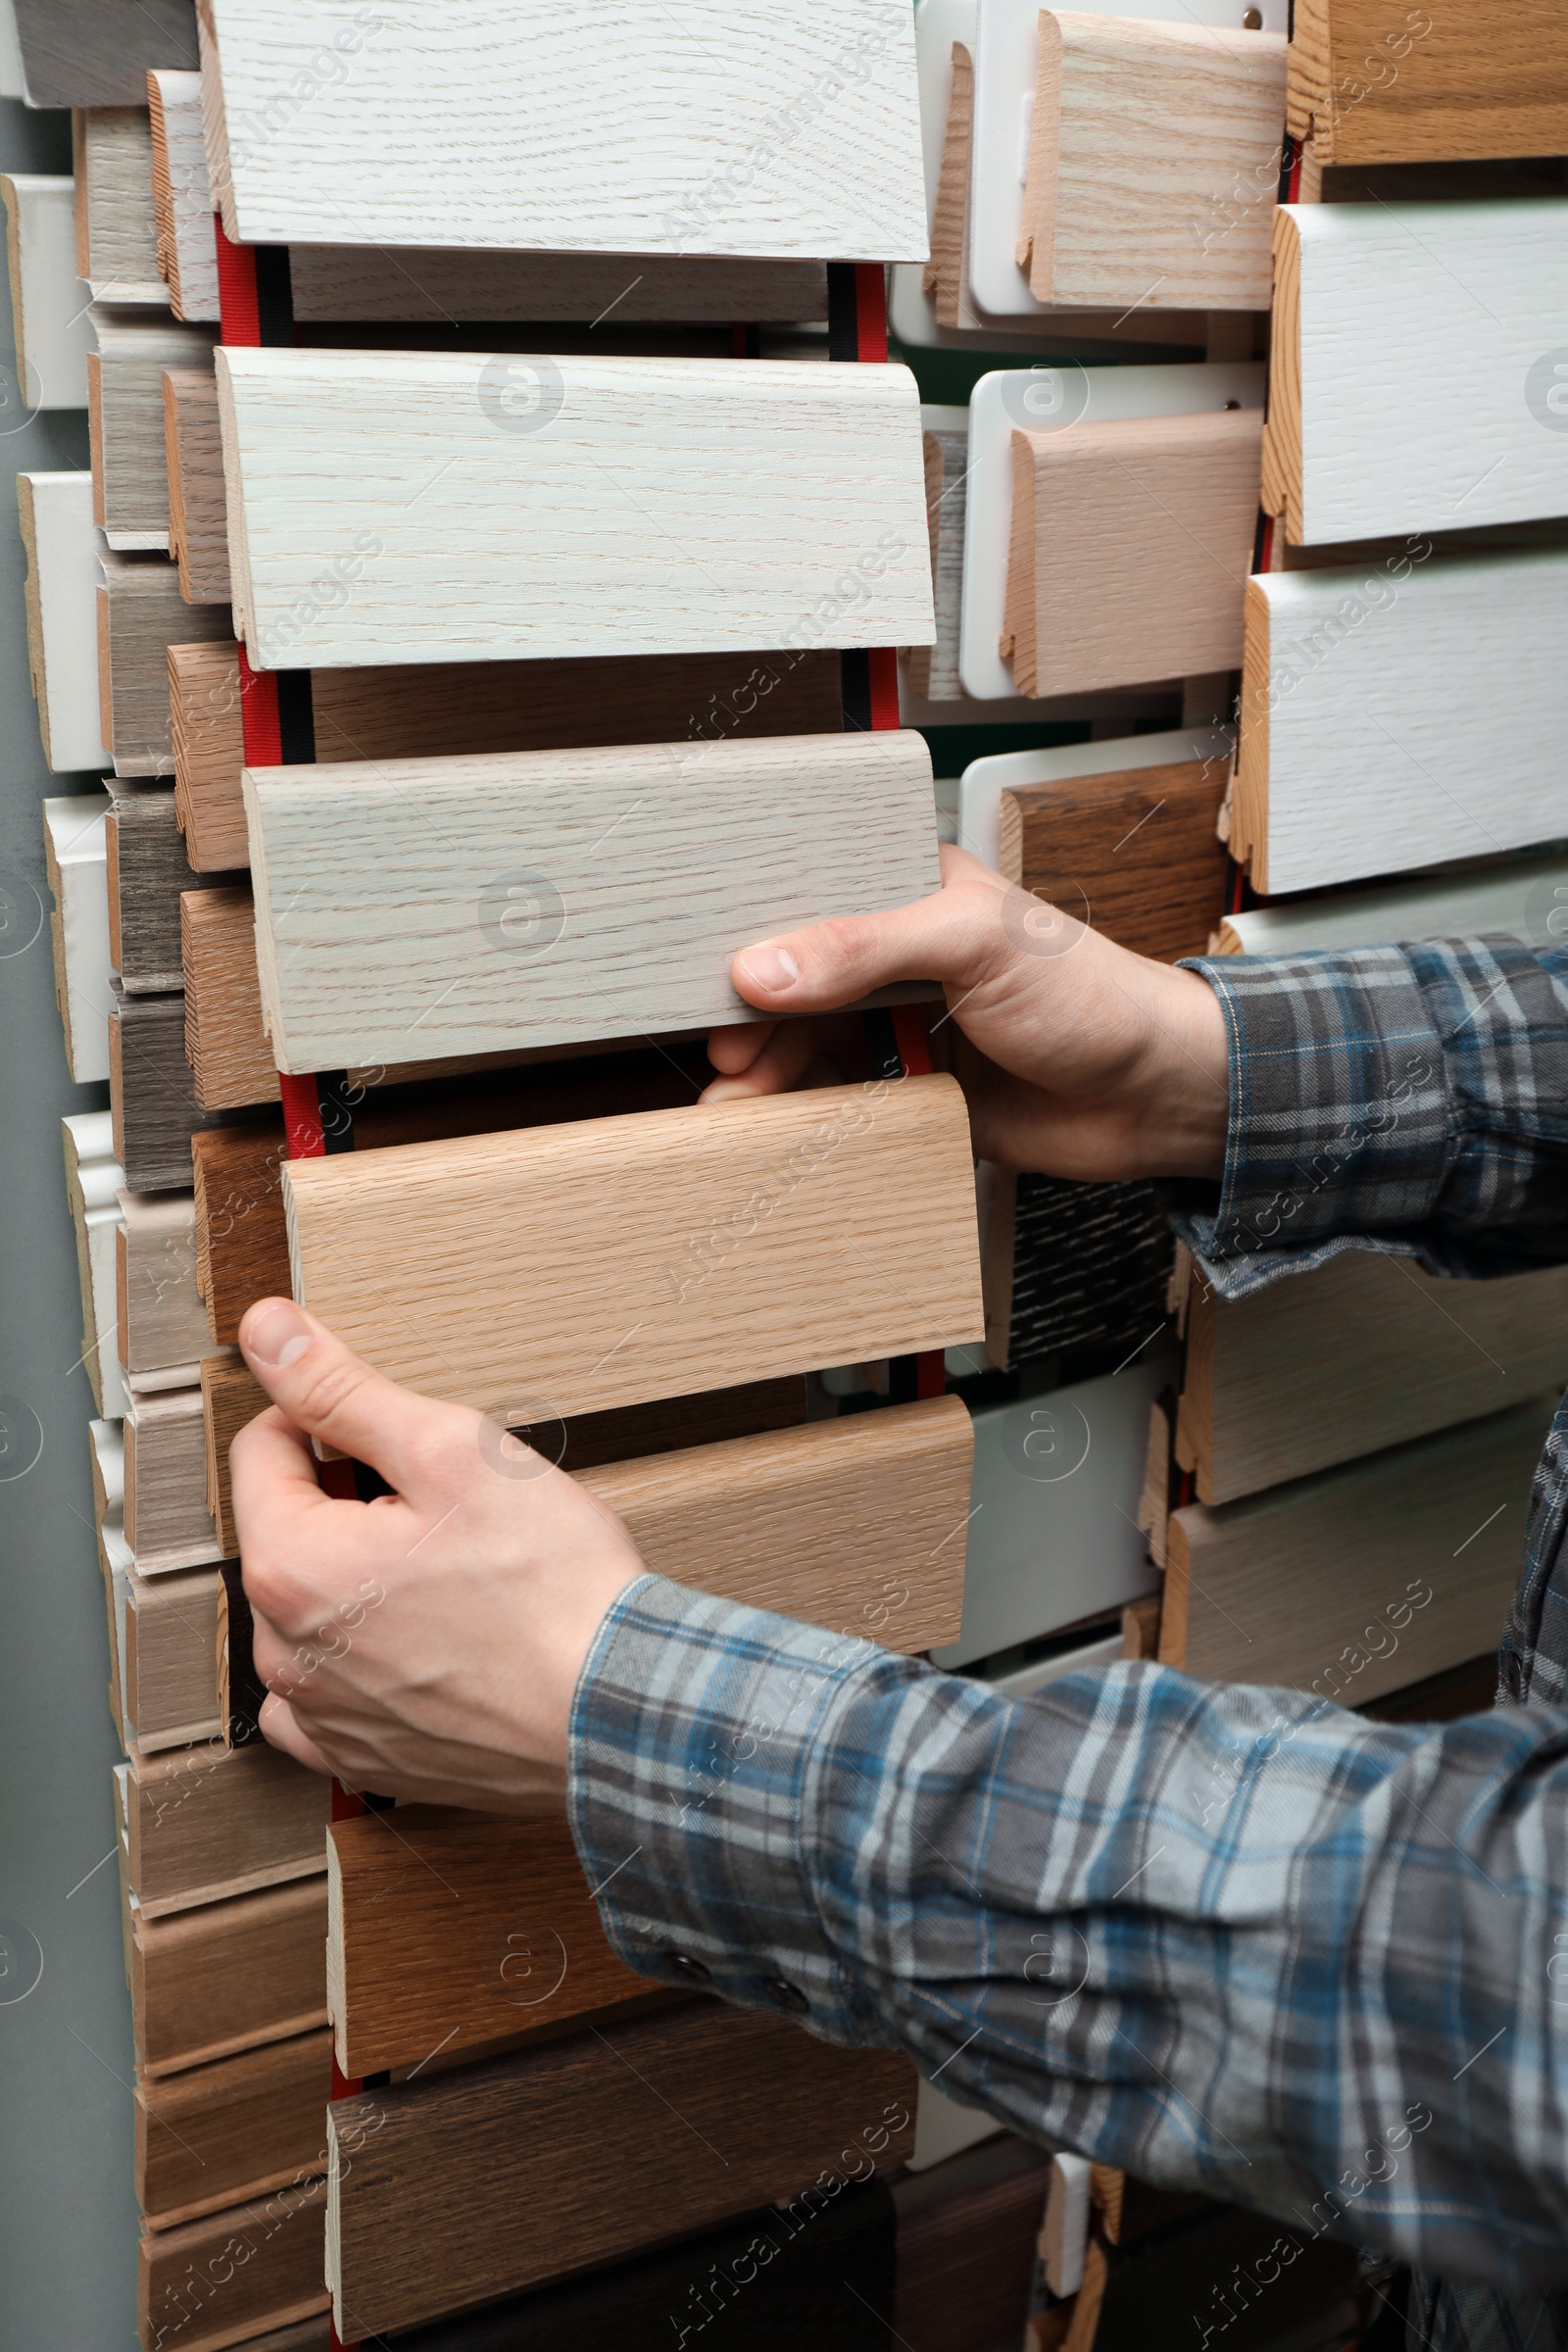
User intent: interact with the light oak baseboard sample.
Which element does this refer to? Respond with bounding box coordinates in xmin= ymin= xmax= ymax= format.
xmin=172 ymin=639 xmax=842 ymax=874
xmin=44 ymin=793 xmax=112 ymax=1083
xmin=1234 ymin=549 xmax=1568 ymax=893
xmin=1217 ymin=846 xmax=1568 ymax=957
xmin=2 ymin=173 xmax=90 ymax=406
xmin=89 ymin=311 xmax=217 ymax=549
xmin=110 ymin=782 xmax=234 ymax=994
xmin=124 ymin=1380 xmax=223 ymax=1573
xmin=99 ymin=549 xmax=233 ymax=773
xmin=286 ymin=1075 xmax=983 ymax=1418
xmin=11 ymin=0 xmax=195 ymax=107
xmin=139 ymin=2179 xmax=328 ymax=2352
xmin=19 ymin=470 xmax=110 ymax=770
xmin=138 ymin=2029 xmax=331 ymax=2230
xmin=200 ymin=0 xmax=925 ymax=260
xmin=1004 ymin=407 xmax=1261 ymax=697
xmin=149 ymin=68 xmax=220 ymax=319
xmin=246 ymin=730 xmax=939 ymax=1071
xmin=119 ymin=1186 xmax=210 ymax=1376
xmin=327 ymin=2005 xmax=915 ymax=2334
xmin=164 ymin=366 xmax=230 ymax=602
xmin=1019 ymin=14 xmax=1285 ymax=311
xmin=998 ymin=758 xmax=1229 ymax=963
xmin=1162 ymin=1396 xmax=1556 ymax=1694
xmin=327 ymin=1808 xmax=648 ymax=2081
xmin=215 ymin=348 xmax=934 ymax=670
xmin=125 ymin=1563 xmax=221 ymax=1750
xmin=1262 ymin=201 xmax=1568 ymax=545
xmin=1178 ymin=1250 xmax=1568 ymax=1504
xmin=182 ymin=883 xmax=274 ymax=1112
xmin=133 ymin=1877 xmax=328 ymax=2079
xmin=74 ymin=105 xmax=165 ymax=303
xmin=65 ymin=1109 xmax=127 ymax=1418
xmin=127 ymin=1732 xmax=328 ymax=1918
xmin=1288 ymin=0 xmax=1568 ymax=166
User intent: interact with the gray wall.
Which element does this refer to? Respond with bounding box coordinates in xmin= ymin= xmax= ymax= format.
xmin=0 ymin=97 xmax=140 ymax=2352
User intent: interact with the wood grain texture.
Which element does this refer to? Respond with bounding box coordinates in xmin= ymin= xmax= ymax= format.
xmin=327 ymin=2005 xmax=916 ymax=2334
xmin=100 ymin=549 xmax=232 ymax=774
xmin=89 ymin=312 xmax=217 ymax=547
xmin=214 ymin=348 xmax=934 ymax=671
xmin=19 ymin=471 xmax=110 ymax=769
xmin=43 ymin=792 xmax=112 ymax=1083
xmin=74 ymin=105 xmax=165 ymax=300
xmin=1178 ymin=1250 xmax=1568 ymax=1504
xmin=1233 ymin=549 xmax=1568 ymax=893
xmin=124 ymin=1380 xmax=222 ymax=1572
xmin=998 ymin=759 xmax=1229 ymax=963
xmin=924 ymin=38 xmax=973 ymax=328
xmin=2 ymin=173 xmax=90 ymax=406
xmin=110 ymin=782 xmax=233 ymax=993
xmin=149 ymin=67 xmax=220 ymax=318
xmin=896 ymin=2140 xmax=1052 ymax=2352
xmin=133 ymin=1879 xmax=328 ymax=2078
xmin=246 ymin=730 xmax=939 ymax=1071
xmin=200 ymin=0 xmax=926 ymax=261
xmin=287 ymin=245 xmax=830 ymax=325
xmin=983 ymin=1168 xmax=1174 ymax=1371
xmin=65 ymin=1109 xmax=127 ymax=1418
xmin=1289 ymin=0 xmax=1568 ymax=165
xmin=125 ymin=1563 xmax=220 ymax=1748
xmin=909 ymin=419 xmax=966 ymax=699
xmin=326 ymin=1808 xmax=649 ymax=2081
xmin=139 ymin=2178 xmax=328 ymax=2352
xmin=182 ymin=883 xmax=274 ymax=1111
xmin=118 ymin=1185 xmax=209 ymax=1375
xmin=172 ymin=638 xmax=842 ymax=874
xmin=127 ymin=1731 xmax=328 ymax=1918
xmin=1262 ymin=201 xmax=1568 ymax=544
xmin=286 ymin=1075 xmax=983 ymax=1418
xmin=138 ymin=2029 xmax=331 ymax=2230
xmin=1004 ymin=408 xmax=1260 ymax=697
xmin=165 ymin=366 xmax=230 ymax=601
xmin=1217 ymin=845 xmax=1568 ymax=956
xmin=12 ymin=0 xmax=196 ymax=108
xmin=203 ymin=1353 xmax=267 ymax=1559
xmin=1162 ymin=1396 xmax=1555 ymax=1690
xmin=111 ymin=981 xmax=234 ymax=1191
xmin=1020 ymin=14 xmax=1285 ymax=310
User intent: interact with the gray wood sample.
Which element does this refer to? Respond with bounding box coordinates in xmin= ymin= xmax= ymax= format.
xmin=11 ymin=0 xmax=196 ymax=107
xmin=109 ymin=979 xmax=233 ymax=1191
xmin=107 ymin=782 xmax=234 ymax=993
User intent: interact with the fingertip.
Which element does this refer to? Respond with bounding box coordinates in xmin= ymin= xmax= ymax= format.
xmin=733 ymin=942 xmax=803 ymax=1004
xmin=706 ymin=1018 xmax=774 ymax=1076
xmin=240 ymin=1297 xmax=318 ymax=1376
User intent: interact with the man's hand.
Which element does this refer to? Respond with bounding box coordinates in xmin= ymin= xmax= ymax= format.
xmin=230 ymin=1298 xmax=645 ymax=1808
xmin=705 ymin=845 xmax=1231 ymax=1184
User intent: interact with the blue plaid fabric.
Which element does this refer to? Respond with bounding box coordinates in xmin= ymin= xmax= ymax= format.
xmin=568 ymin=938 xmax=1568 ymax=2342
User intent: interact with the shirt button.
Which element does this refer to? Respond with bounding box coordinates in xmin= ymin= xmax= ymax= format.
xmin=763 ymin=1977 xmax=808 ymax=2016
xmin=668 ymin=1953 xmax=711 ymax=1984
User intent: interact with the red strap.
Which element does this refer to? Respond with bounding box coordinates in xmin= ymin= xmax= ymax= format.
xmin=214 ymin=218 xmax=261 ymax=345
xmin=855 ymin=262 xmax=889 ymax=363
xmin=277 ymin=1070 xmax=325 ymax=1159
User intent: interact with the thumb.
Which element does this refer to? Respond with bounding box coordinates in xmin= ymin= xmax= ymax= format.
xmin=238 ymin=1298 xmax=460 ymax=1494
xmin=730 ymin=845 xmax=1011 ymax=1017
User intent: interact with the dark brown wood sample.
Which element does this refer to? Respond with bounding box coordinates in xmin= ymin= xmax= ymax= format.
xmin=997 ymin=759 xmax=1230 ymax=964
xmin=127 ymin=1733 xmax=329 ymax=1918
xmin=139 ymin=2178 xmax=329 ymax=2352
xmin=1058 ymin=2197 xmax=1359 ymax=2352
xmin=133 ymin=1879 xmax=328 ymax=2078
xmin=138 ymin=2028 xmax=333 ymax=2230
xmin=108 ymin=783 xmax=234 ymax=993
xmin=895 ymin=2135 xmax=1052 ymax=2352
xmin=328 ymin=2006 xmax=916 ymax=2335
xmin=170 ymin=637 xmax=844 ymax=871
xmin=165 ymin=367 xmax=232 ymax=603
xmin=111 ymin=980 xmax=237 ymax=1192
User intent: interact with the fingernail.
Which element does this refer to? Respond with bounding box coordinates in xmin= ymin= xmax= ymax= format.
xmin=245 ymin=1300 xmax=314 ymax=1369
xmin=737 ymin=946 xmax=801 ymax=996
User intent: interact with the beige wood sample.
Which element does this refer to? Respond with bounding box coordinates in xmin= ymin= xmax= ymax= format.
xmin=214 ymin=347 xmax=935 ymax=670
xmin=1177 ymin=1250 xmax=1568 ymax=1505
xmin=203 ymin=1354 xmax=269 ymax=1560
xmin=1019 ymin=14 xmax=1286 ymax=311
xmin=126 ymin=1733 xmax=329 ymax=1918
xmin=164 ymin=366 xmax=230 ymax=602
xmin=1161 ymin=1396 xmax=1555 ymax=1694
xmin=74 ymin=105 xmax=166 ymax=302
xmin=133 ymin=1878 xmax=329 ymax=2079
xmin=118 ymin=1187 xmax=211 ymax=1378
xmin=100 ymin=550 xmax=232 ymax=774
xmin=327 ymin=2006 xmax=916 ymax=2335
xmin=138 ymin=2029 xmax=332 ymax=2230
xmin=139 ymin=2178 xmax=329 ymax=2352
xmin=182 ymin=884 xmax=275 ymax=1113
xmin=1004 ymin=408 xmax=1261 ymax=697
xmin=286 ymin=1075 xmax=983 ymax=1419
xmin=246 ymin=730 xmax=940 ymax=1072
xmin=124 ymin=1381 xmax=224 ymax=1574
xmin=1289 ymin=0 xmax=1568 ymax=167
xmin=149 ymin=67 xmax=220 ymax=319
xmin=89 ymin=311 xmax=217 ymax=549
xmin=126 ymin=1565 xmax=222 ymax=1750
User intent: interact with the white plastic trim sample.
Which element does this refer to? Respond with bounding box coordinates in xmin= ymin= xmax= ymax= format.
xmin=20 ymin=470 xmax=111 ymax=770
xmin=1223 ymin=849 xmax=1568 ymax=959
xmin=958 ymin=723 xmax=1232 ymax=870
xmin=2 ymin=174 xmax=90 ymax=406
xmin=43 ymin=794 xmax=112 ymax=1083
xmin=201 ymin=0 xmax=927 ymax=262
xmin=67 ymin=1111 xmax=128 ymax=1420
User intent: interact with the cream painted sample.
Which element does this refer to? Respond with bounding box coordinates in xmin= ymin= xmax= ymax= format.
xmin=43 ymin=794 xmax=112 ymax=1083
xmin=216 ymin=347 xmax=935 ymax=670
xmin=1218 ymin=848 xmax=1568 ymax=958
xmin=246 ymin=731 xmax=941 ymax=1072
xmin=201 ymin=0 xmax=927 ymax=261
xmin=2 ymin=174 xmax=90 ymax=407
xmin=20 ymin=470 xmax=110 ymax=770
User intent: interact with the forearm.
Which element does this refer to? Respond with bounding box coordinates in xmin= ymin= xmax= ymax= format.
xmin=571 ymin=1576 xmax=1568 ymax=2293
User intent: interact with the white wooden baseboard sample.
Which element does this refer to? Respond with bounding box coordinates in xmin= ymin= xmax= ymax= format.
xmin=1018 ymin=13 xmax=1285 ymax=311
xmin=18 ymin=470 xmax=110 ymax=770
xmin=43 ymin=794 xmax=112 ymax=1083
xmin=246 ymin=730 xmax=939 ymax=1071
xmin=216 ymin=348 xmax=934 ymax=670
xmin=65 ymin=1109 xmax=128 ymax=1418
xmin=1234 ymin=549 xmax=1568 ymax=894
xmin=149 ymin=69 xmax=220 ymax=320
xmin=957 ymin=723 xmax=1231 ymax=869
xmin=1263 ymin=200 xmax=1568 ymax=545
xmin=199 ymin=0 xmax=926 ymax=261
xmin=959 ymin=361 xmax=1264 ymax=699
xmin=285 ymin=1076 xmax=983 ymax=1419
xmin=74 ymin=106 xmax=167 ymax=304
xmin=2 ymin=175 xmax=90 ymax=407
xmin=89 ymin=310 xmax=218 ymax=549
xmin=1217 ymin=847 xmax=1568 ymax=958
